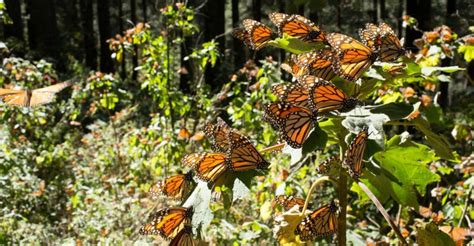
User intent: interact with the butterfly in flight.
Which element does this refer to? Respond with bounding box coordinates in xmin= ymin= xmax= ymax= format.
xmin=0 ymin=81 xmax=72 ymax=107
xmin=170 ymin=225 xmax=195 ymax=246
xmin=327 ymin=33 xmax=378 ymax=82
xmin=149 ymin=171 xmax=195 ymax=200
xmin=139 ymin=206 xmax=193 ymax=240
xmin=269 ymin=13 xmax=326 ymax=43
xmin=293 ymin=48 xmax=336 ymax=81
xmin=295 ymin=201 xmax=339 ymax=241
xmin=263 ymin=102 xmax=318 ymax=149
xmin=241 ymin=19 xmax=275 ymax=50
xmin=299 ymin=75 xmax=359 ymax=114
xmin=274 ymin=195 xmax=306 ymax=211
xmin=359 ymin=22 xmax=405 ymax=62
xmin=343 ymin=127 xmax=369 ymax=179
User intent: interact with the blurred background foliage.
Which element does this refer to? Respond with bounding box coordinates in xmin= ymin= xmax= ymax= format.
xmin=0 ymin=0 xmax=473 ymax=245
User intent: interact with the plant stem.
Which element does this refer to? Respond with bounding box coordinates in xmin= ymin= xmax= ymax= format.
xmin=357 ymin=181 xmax=408 ymax=245
xmin=338 ymin=145 xmax=348 ymax=246
xmin=259 ymin=143 xmax=285 ymax=154
xmin=300 ymin=176 xmax=332 ymax=216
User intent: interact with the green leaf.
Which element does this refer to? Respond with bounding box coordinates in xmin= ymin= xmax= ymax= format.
xmin=421 ymin=66 xmax=464 ymax=76
xmin=417 ymin=223 xmax=456 ymax=246
xmin=319 ymin=117 xmax=347 ymax=146
xmin=268 ymin=36 xmax=323 ymax=54
xmin=373 ymin=137 xmax=440 ymax=203
xmin=302 ymin=124 xmax=328 ymax=155
xmin=369 ymin=103 xmax=414 ymax=120
xmin=412 ymin=118 xmax=460 ymax=162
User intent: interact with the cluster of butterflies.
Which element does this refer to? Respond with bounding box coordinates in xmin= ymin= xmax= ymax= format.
xmin=0 ymin=81 xmax=72 ymax=107
xmin=271 ymin=127 xmax=369 ymax=241
xmin=233 ymin=13 xmax=405 ymax=82
xmin=140 ymin=118 xmax=270 ymax=244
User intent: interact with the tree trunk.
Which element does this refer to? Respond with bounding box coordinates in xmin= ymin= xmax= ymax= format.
xmin=80 ymin=0 xmax=98 ymax=70
xmin=4 ymin=0 xmax=23 ymax=41
xmin=380 ymin=0 xmax=387 ymax=20
xmin=252 ymin=0 xmax=261 ymax=21
xmin=372 ymin=0 xmax=378 ymax=23
xmin=405 ymin=0 xmax=432 ymax=52
xmin=118 ymin=0 xmax=126 ymax=79
xmin=142 ymin=0 xmax=147 ymax=22
xmin=438 ymin=0 xmax=456 ymax=109
xmin=232 ymin=0 xmax=245 ymax=68
xmin=130 ymin=0 xmax=138 ymax=79
xmin=26 ymin=0 xmax=60 ymax=62
xmin=203 ymin=0 xmax=225 ymax=87
xmin=97 ymin=0 xmax=114 ymax=72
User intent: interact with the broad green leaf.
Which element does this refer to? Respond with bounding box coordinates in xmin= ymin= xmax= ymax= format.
xmin=421 ymin=66 xmax=464 ymax=76
xmin=268 ymin=36 xmax=322 ymax=54
xmin=374 ymin=137 xmax=440 ymax=199
xmin=369 ymin=103 xmax=414 ymax=120
xmin=302 ymin=124 xmax=327 ymax=155
xmin=417 ymin=223 xmax=455 ymax=246
xmin=412 ymin=118 xmax=460 ymax=162
xmin=319 ymin=117 xmax=347 ymax=146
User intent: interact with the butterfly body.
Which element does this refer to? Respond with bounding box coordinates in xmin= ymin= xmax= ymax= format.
xmin=343 ymin=127 xmax=369 ymax=179
xmin=275 ymin=195 xmax=306 ymax=210
xmin=139 ymin=207 xmax=193 ymax=239
xmin=269 ymin=13 xmax=326 ymax=43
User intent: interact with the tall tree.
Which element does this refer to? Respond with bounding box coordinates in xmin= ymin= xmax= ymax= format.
xmin=4 ymin=0 xmax=23 ymax=41
xmin=118 ymin=0 xmax=126 ymax=78
xmin=26 ymin=0 xmax=60 ymax=64
xmin=252 ymin=0 xmax=261 ymax=21
xmin=405 ymin=0 xmax=432 ymax=52
xmin=80 ymin=0 xmax=98 ymax=70
xmin=232 ymin=0 xmax=245 ymax=68
xmin=203 ymin=0 xmax=225 ymax=87
xmin=142 ymin=0 xmax=147 ymax=22
xmin=372 ymin=0 xmax=378 ymax=22
xmin=130 ymin=0 xmax=138 ymax=79
xmin=97 ymin=0 xmax=114 ymax=72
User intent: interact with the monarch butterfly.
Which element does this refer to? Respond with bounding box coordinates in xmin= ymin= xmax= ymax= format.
xmin=378 ymin=23 xmax=405 ymax=62
xmin=263 ymin=102 xmax=317 ymax=148
xmin=269 ymin=13 xmax=326 ymax=43
xmin=0 ymin=81 xmax=72 ymax=107
xmin=182 ymin=152 xmax=228 ymax=183
xmin=343 ymin=127 xmax=369 ymax=179
xmin=274 ymin=195 xmax=306 ymax=210
xmin=170 ymin=225 xmax=195 ymax=246
xmin=139 ymin=207 xmax=193 ymax=239
xmin=280 ymin=55 xmax=307 ymax=78
xmin=226 ymin=129 xmax=270 ymax=171
xmin=293 ymin=48 xmax=336 ymax=81
xmin=317 ymin=155 xmax=340 ymax=174
xmin=295 ymin=201 xmax=339 ymax=241
xmin=359 ymin=23 xmax=405 ymax=62
xmin=300 ymin=75 xmax=359 ymax=113
xmin=149 ymin=171 xmax=194 ymax=200
xmin=204 ymin=117 xmax=232 ymax=152
xmin=232 ymin=28 xmax=252 ymax=48
xmin=327 ymin=33 xmax=377 ymax=82
xmin=242 ymin=19 xmax=275 ymax=50
xmin=358 ymin=23 xmax=381 ymax=50
xmin=271 ymin=83 xmax=312 ymax=109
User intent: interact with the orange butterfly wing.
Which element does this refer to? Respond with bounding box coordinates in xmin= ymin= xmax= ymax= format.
xmin=140 ymin=207 xmax=193 ymax=239
xmin=227 ymin=130 xmax=269 ymax=171
xmin=358 ymin=23 xmax=380 ymax=49
xmin=264 ymin=103 xmax=317 ymax=148
xmin=275 ymin=195 xmax=306 ymax=210
xmin=0 ymin=89 xmax=27 ymax=106
xmin=30 ymin=81 xmax=73 ymax=107
xmin=242 ymin=19 xmax=274 ymax=50
xmin=307 ymin=78 xmax=359 ymax=113
xmin=295 ymin=202 xmax=339 ymax=240
xmin=232 ymin=28 xmax=252 ymax=47
xmin=343 ymin=127 xmax=369 ymax=179
xmin=378 ymin=23 xmax=405 ymax=62
xmin=204 ymin=117 xmax=232 ymax=152
xmin=269 ymin=13 xmax=326 ymax=43
xmin=182 ymin=153 xmax=227 ymax=183
xmin=327 ymin=33 xmax=376 ymax=81
xmin=150 ymin=171 xmax=194 ymax=200
xmin=295 ymin=48 xmax=336 ymax=80
xmin=170 ymin=225 xmax=195 ymax=246
xmin=271 ymin=83 xmax=311 ymax=109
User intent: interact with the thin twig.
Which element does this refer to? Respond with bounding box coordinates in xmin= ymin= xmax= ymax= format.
xmin=259 ymin=143 xmax=285 ymax=154
xmin=338 ymin=145 xmax=348 ymax=246
xmin=357 ymin=181 xmax=408 ymax=245
xmin=458 ymin=185 xmax=472 ymax=227
xmin=300 ymin=176 xmax=333 ymax=216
